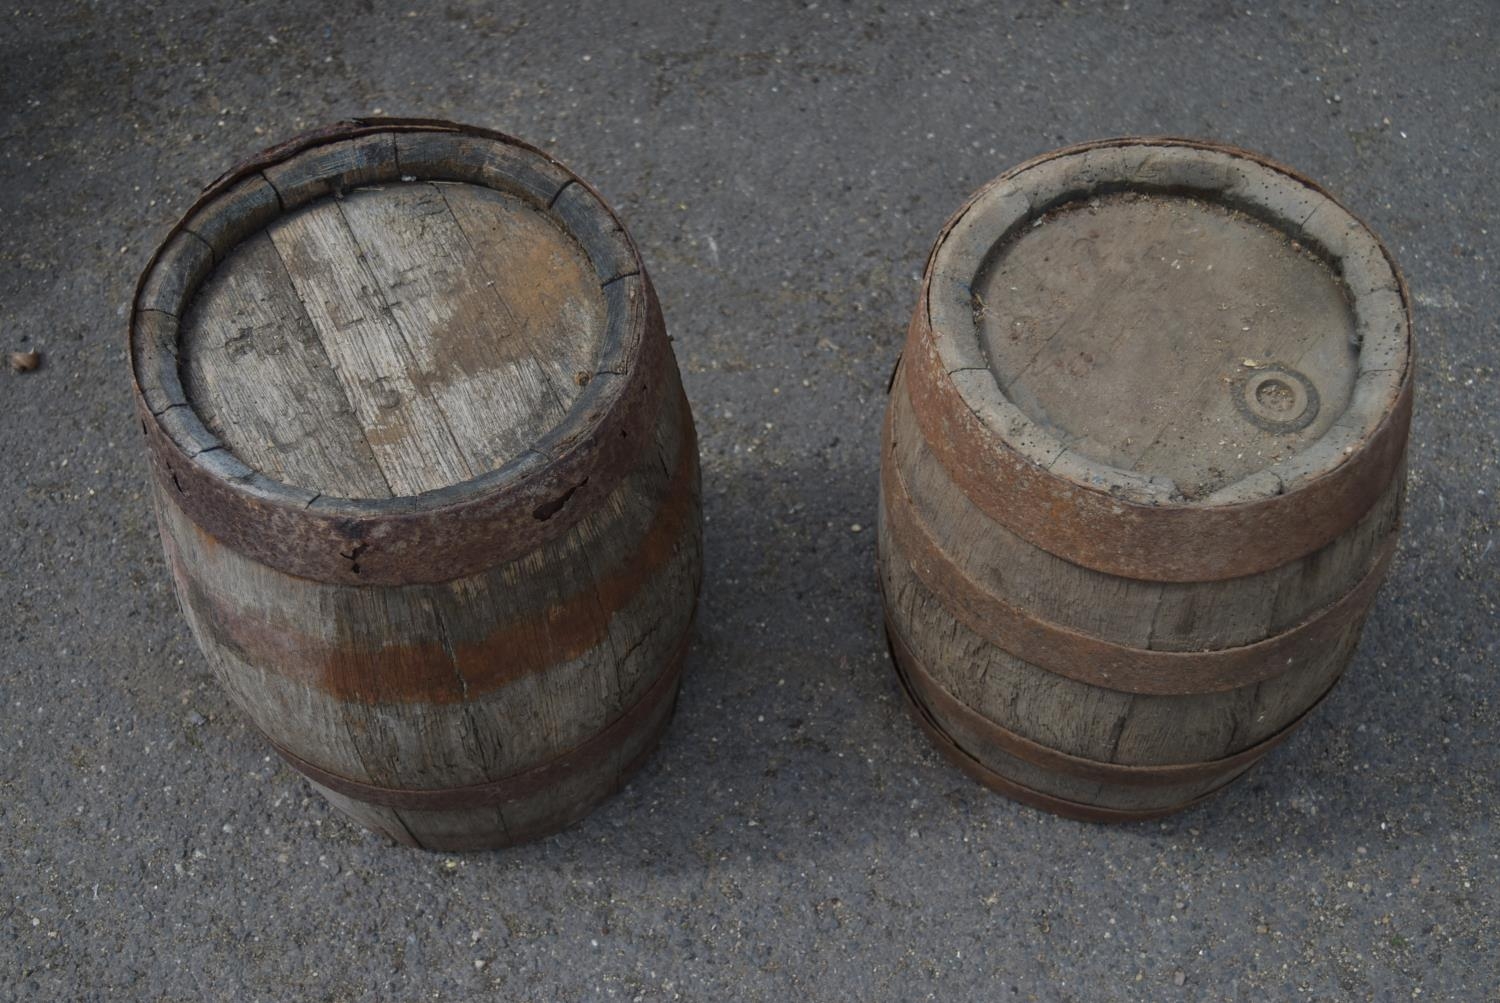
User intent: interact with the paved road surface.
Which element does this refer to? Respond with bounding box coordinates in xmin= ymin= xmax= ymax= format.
xmin=2 ymin=2 xmax=1495 ymax=999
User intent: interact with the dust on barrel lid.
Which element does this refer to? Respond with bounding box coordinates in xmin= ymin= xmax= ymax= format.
xmin=911 ymin=136 xmax=1413 ymax=582
xmin=129 ymin=119 xmax=665 ymax=586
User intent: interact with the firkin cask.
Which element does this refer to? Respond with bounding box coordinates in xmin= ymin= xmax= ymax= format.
xmin=131 ymin=119 xmax=703 ymax=849
xmin=879 ymin=137 xmax=1411 ymax=820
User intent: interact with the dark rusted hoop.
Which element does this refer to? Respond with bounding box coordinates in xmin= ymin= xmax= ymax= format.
xmin=880 ymin=426 xmax=1401 ymax=696
xmin=908 ymin=135 xmax=1413 ymax=583
xmin=155 ymin=389 xmax=700 ymax=708
xmin=885 ymin=611 xmax=1336 ymax=790
xmin=885 ymin=620 xmax=1294 ymax=822
xmin=903 ymin=327 xmax=1411 ymax=584
xmin=130 ymin=118 xmax=665 ymax=586
xmin=271 ymin=631 xmax=690 ymax=812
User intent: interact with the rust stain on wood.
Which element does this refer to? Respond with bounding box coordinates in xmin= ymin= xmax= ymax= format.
xmin=269 ymin=628 xmax=688 ymax=811
xmin=165 ymin=411 xmax=698 ymax=705
xmin=881 ymin=416 xmax=1400 ymax=695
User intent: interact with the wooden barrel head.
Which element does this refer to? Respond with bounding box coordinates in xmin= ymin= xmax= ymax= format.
xmin=927 ymin=138 xmax=1409 ymax=507
xmin=131 ymin=120 xmax=664 ymax=585
xmin=912 ymin=137 xmax=1412 ymax=580
xmin=180 ymin=178 xmax=610 ymax=498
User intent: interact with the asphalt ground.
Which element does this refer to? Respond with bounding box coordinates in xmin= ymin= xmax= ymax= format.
xmin=2 ymin=2 xmax=1496 ymax=1000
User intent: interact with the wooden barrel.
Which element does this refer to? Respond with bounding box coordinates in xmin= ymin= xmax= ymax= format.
xmin=130 ymin=120 xmax=703 ymax=850
xmin=879 ymin=137 xmax=1412 ymax=821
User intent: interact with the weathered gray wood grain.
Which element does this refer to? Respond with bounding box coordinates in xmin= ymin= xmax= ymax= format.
xmin=880 ymin=355 xmax=1401 ymax=813
xmin=337 ymin=182 xmax=586 ymax=474
xmin=182 ymin=180 xmax=610 ymax=500
xmin=180 ymin=232 xmax=391 ymax=499
xmin=269 ymin=196 xmax=476 ymax=495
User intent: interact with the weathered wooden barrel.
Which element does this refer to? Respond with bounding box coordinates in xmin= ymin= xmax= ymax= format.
xmin=879 ymin=137 xmax=1412 ymax=821
xmin=130 ymin=119 xmax=703 ymax=850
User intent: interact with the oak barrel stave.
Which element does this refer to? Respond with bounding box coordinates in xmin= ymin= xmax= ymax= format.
xmin=878 ymin=137 xmax=1412 ymax=819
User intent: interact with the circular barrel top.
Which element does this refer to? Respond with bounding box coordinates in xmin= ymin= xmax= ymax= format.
xmin=131 ymin=120 xmax=666 ymax=585
xmin=924 ymin=137 xmax=1410 ymax=508
xmin=135 ymin=119 xmax=642 ymax=501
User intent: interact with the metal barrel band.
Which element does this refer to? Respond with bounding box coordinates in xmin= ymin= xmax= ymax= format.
xmin=269 ymin=630 xmax=690 ymax=812
xmin=880 ymin=424 xmax=1400 ymax=696
xmin=367 ymin=692 xmax=684 ymax=853
xmin=140 ymin=117 xmax=626 ymax=308
xmin=886 ymin=626 xmax=1230 ymax=823
xmin=900 ymin=290 xmax=1413 ymax=585
xmin=882 ymin=608 xmax=1338 ymax=795
xmin=207 ymin=117 xmax=578 ymax=193
xmin=900 ymin=700 xmax=1229 ymax=824
xmin=130 ymin=118 xmax=666 ymax=586
xmin=136 ymin=283 xmax=671 ymax=587
xmin=918 ymin=135 xmax=1416 ymax=289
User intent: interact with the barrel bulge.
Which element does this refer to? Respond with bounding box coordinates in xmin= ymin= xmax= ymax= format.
xmin=886 ymin=363 xmax=1404 ymax=664
xmin=880 ymin=369 xmax=1398 ymax=807
xmin=879 ymin=138 xmax=1412 ymax=819
xmin=133 ymin=122 xmax=703 ymax=849
xmin=155 ymin=360 xmax=701 ymax=847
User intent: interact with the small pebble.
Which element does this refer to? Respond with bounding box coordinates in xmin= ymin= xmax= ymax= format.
xmin=9 ymin=350 xmax=40 ymax=372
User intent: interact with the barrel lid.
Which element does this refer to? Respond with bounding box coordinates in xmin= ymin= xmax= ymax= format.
xmin=133 ymin=119 xmax=643 ymax=502
xmin=130 ymin=120 xmax=666 ymax=585
xmin=924 ymin=137 xmax=1410 ymax=507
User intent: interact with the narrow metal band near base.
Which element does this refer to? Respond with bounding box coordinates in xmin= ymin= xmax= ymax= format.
xmin=269 ymin=631 xmax=690 ymax=812
xmin=882 ymin=610 xmax=1338 ymax=821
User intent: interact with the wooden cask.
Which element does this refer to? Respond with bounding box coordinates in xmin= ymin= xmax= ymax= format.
xmin=130 ymin=120 xmax=703 ymax=850
xmin=879 ymin=137 xmax=1412 ymax=821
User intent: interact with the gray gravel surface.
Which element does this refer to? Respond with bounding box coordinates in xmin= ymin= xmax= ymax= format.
xmin=2 ymin=2 xmax=1496 ymax=1000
